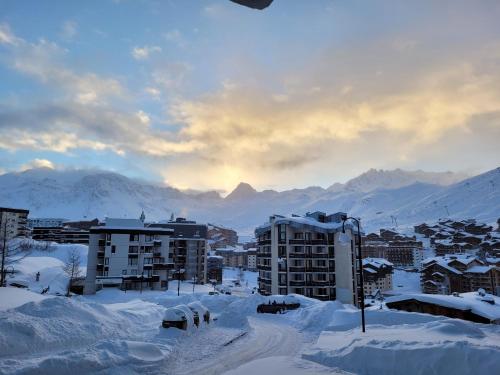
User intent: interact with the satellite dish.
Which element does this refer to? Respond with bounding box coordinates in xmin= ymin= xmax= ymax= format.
xmin=230 ymin=0 xmax=274 ymax=10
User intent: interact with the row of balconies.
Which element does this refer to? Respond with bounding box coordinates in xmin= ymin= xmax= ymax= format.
xmin=288 ymin=280 xmax=331 ymax=286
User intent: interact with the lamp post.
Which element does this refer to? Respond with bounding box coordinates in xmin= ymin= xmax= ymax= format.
xmin=341 ymin=215 xmax=366 ymax=333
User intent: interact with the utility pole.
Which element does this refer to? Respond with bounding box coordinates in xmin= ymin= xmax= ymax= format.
xmin=1 ymin=219 xmax=7 ymax=287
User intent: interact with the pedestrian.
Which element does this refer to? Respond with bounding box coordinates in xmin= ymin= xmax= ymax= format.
xmin=36 ymin=272 xmax=40 ymax=282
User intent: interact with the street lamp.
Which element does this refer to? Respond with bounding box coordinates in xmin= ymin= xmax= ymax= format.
xmin=341 ymin=215 xmax=366 ymax=333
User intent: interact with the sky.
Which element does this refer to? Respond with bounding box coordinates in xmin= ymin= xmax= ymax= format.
xmin=1 ymin=0 xmax=500 ymax=193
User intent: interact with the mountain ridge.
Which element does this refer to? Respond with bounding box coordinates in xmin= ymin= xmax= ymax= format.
xmin=0 ymin=167 xmax=497 ymax=234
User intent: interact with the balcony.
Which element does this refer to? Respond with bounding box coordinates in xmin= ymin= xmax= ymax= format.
xmin=311 ymin=253 xmax=329 ymax=258
xmin=289 ymin=266 xmax=306 ymax=272
xmin=309 ymin=280 xmax=330 ymax=286
xmin=289 ymin=253 xmax=306 ymax=258
xmin=257 ymin=277 xmax=272 ymax=285
xmin=258 ymin=239 xmax=271 ymax=245
xmin=152 ymin=263 xmax=174 ymax=270
xmin=258 ymin=265 xmax=271 ymax=271
xmin=289 ymin=280 xmax=306 ymax=286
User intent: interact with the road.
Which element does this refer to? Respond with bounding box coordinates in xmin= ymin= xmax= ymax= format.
xmin=166 ymin=315 xmax=304 ymax=375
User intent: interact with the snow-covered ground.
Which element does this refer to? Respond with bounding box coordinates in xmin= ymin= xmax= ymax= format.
xmin=391 ymin=269 xmax=421 ymax=294
xmin=1 ymin=246 xmax=500 ymax=374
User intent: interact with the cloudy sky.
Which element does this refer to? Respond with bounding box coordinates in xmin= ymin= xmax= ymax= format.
xmin=1 ymin=0 xmax=499 ymax=192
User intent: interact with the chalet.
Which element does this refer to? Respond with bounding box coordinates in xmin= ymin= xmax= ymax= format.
xmin=386 ymin=291 xmax=500 ymax=324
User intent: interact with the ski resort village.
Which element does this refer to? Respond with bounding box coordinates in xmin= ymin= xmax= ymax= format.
xmin=2 ymin=0 xmax=500 ymax=374
xmin=1 ymin=166 xmax=499 ymax=374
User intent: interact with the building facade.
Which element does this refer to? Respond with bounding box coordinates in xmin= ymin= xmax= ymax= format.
xmin=207 ymin=223 xmax=238 ymax=249
xmin=149 ymin=218 xmax=208 ymax=283
xmin=84 ymin=219 xmax=173 ymax=294
xmin=255 ymin=211 xmax=361 ymax=305
xmin=421 ymin=254 xmax=499 ymax=296
xmin=0 ymin=207 xmax=29 ymax=240
xmin=207 ymin=255 xmax=223 ymax=284
xmin=362 ymin=258 xmax=393 ymax=296
xmin=28 ymin=218 xmax=67 ymax=228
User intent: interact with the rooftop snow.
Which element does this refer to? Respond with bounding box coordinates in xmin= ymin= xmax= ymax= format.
xmin=386 ymin=292 xmax=500 ymax=321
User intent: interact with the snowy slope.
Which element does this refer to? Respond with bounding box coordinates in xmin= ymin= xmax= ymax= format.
xmin=0 ymin=167 xmax=498 ymax=234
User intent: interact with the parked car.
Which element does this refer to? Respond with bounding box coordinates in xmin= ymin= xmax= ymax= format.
xmin=162 ymin=305 xmax=194 ymax=330
xmin=208 ymin=291 xmax=220 ymax=295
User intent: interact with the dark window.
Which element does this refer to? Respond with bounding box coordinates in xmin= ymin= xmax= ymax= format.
xmin=111 ymin=245 xmax=116 ymax=254
xmin=129 ymin=234 xmax=139 ymax=242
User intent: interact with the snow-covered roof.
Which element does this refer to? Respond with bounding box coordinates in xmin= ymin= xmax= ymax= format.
xmin=386 ymin=291 xmax=500 ymax=322
xmin=464 ymin=266 xmax=493 ymax=274
xmin=362 ymin=258 xmax=393 ymax=268
xmin=256 ymin=213 xmax=354 ymax=234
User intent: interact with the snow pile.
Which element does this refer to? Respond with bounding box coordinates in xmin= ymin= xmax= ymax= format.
xmin=303 ymin=309 xmax=500 ymax=375
xmin=0 ymin=287 xmax=51 ymax=311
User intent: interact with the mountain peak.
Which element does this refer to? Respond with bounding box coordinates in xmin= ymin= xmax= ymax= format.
xmin=226 ymin=182 xmax=257 ymax=200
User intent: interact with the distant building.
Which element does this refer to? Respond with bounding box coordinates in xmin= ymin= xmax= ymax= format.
xmin=0 ymin=207 xmax=29 ymax=240
xmin=214 ymin=246 xmax=247 ymax=268
xmin=28 ymin=218 xmax=67 ymax=228
xmin=245 ymin=248 xmax=257 ymax=271
xmin=255 ymin=211 xmax=361 ymax=305
xmin=84 ymin=218 xmax=173 ymax=294
xmin=207 ymin=255 xmax=223 ymax=284
xmin=148 ymin=218 xmax=208 ymax=283
xmin=362 ymin=230 xmax=424 ymax=268
xmin=362 ymin=258 xmax=393 ymax=296
xmin=421 ymin=254 xmax=499 ymax=296
xmin=207 ymin=223 xmax=238 ymax=249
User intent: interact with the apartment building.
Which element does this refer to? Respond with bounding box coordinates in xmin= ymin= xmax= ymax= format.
xmin=149 ymin=218 xmax=207 ymax=283
xmin=28 ymin=218 xmax=67 ymax=228
xmin=0 ymin=207 xmax=29 ymax=240
xmin=245 ymin=248 xmax=257 ymax=271
xmin=207 ymin=223 xmax=238 ymax=249
xmin=362 ymin=231 xmax=424 ymax=268
xmin=84 ymin=219 xmax=173 ymax=294
xmin=421 ymin=254 xmax=499 ymax=296
xmin=362 ymin=258 xmax=393 ymax=296
xmin=207 ymin=255 xmax=223 ymax=284
xmin=255 ymin=211 xmax=361 ymax=305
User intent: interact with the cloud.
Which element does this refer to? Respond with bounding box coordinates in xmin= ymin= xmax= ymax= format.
xmin=20 ymin=158 xmax=55 ymax=171
xmin=60 ymin=20 xmax=77 ymax=40
xmin=163 ymin=29 xmax=186 ymax=48
xmin=144 ymin=87 xmax=161 ymax=99
xmin=0 ymin=23 xmax=21 ymax=46
xmin=1 ymin=28 xmax=125 ymax=105
xmin=131 ymin=45 xmax=161 ymax=60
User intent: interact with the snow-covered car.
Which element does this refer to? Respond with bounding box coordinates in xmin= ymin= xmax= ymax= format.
xmin=208 ymin=291 xmax=220 ymax=295
xmin=257 ymin=295 xmax=301 ymax=314
xmin=162 ymin=305 xmax=194 ymax=330
xmin=188 ymin=301 xmax=210 ymax=326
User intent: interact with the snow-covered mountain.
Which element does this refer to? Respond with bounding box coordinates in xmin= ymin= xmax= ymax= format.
xmin=0 ymin=167 xmax=498 ymax=234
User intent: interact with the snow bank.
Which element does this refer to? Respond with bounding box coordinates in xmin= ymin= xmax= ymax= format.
xmin=0 ymin=287 xmax=51 ymax=311
xmin=303 ymin=311 xmax=500 ymax=375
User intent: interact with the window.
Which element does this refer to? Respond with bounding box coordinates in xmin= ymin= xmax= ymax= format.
xmin=294 ymin=232 xmax=304 ymax=240
xmin=305 ymin=232 xmax=312 ymax=241
xmin=111 ymin=245 xmax=116 ymax=254
xmin=131 ymin=269 xmax=137 ymax=275
xmin=122 ymin=270 xmax=127 ymax=275
xmin=144 ymin=258 xmax=153 ymax=264
xmin=129 ymin=234 xmax=139 ymax=242
xmin=128 ymin=257 xmax=138 ymax=266
xmin=129 ymin=246 xmax=139 ymax=253
xmin=104 ymin=257 xmax=109 ymax=265
xmin=145 ymin=234 xmax=154 ymax=242
xmin=106 ymin=233 xmax=111 ymax=241
xmin=278 ymin=224 xmax=286 ymax=241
